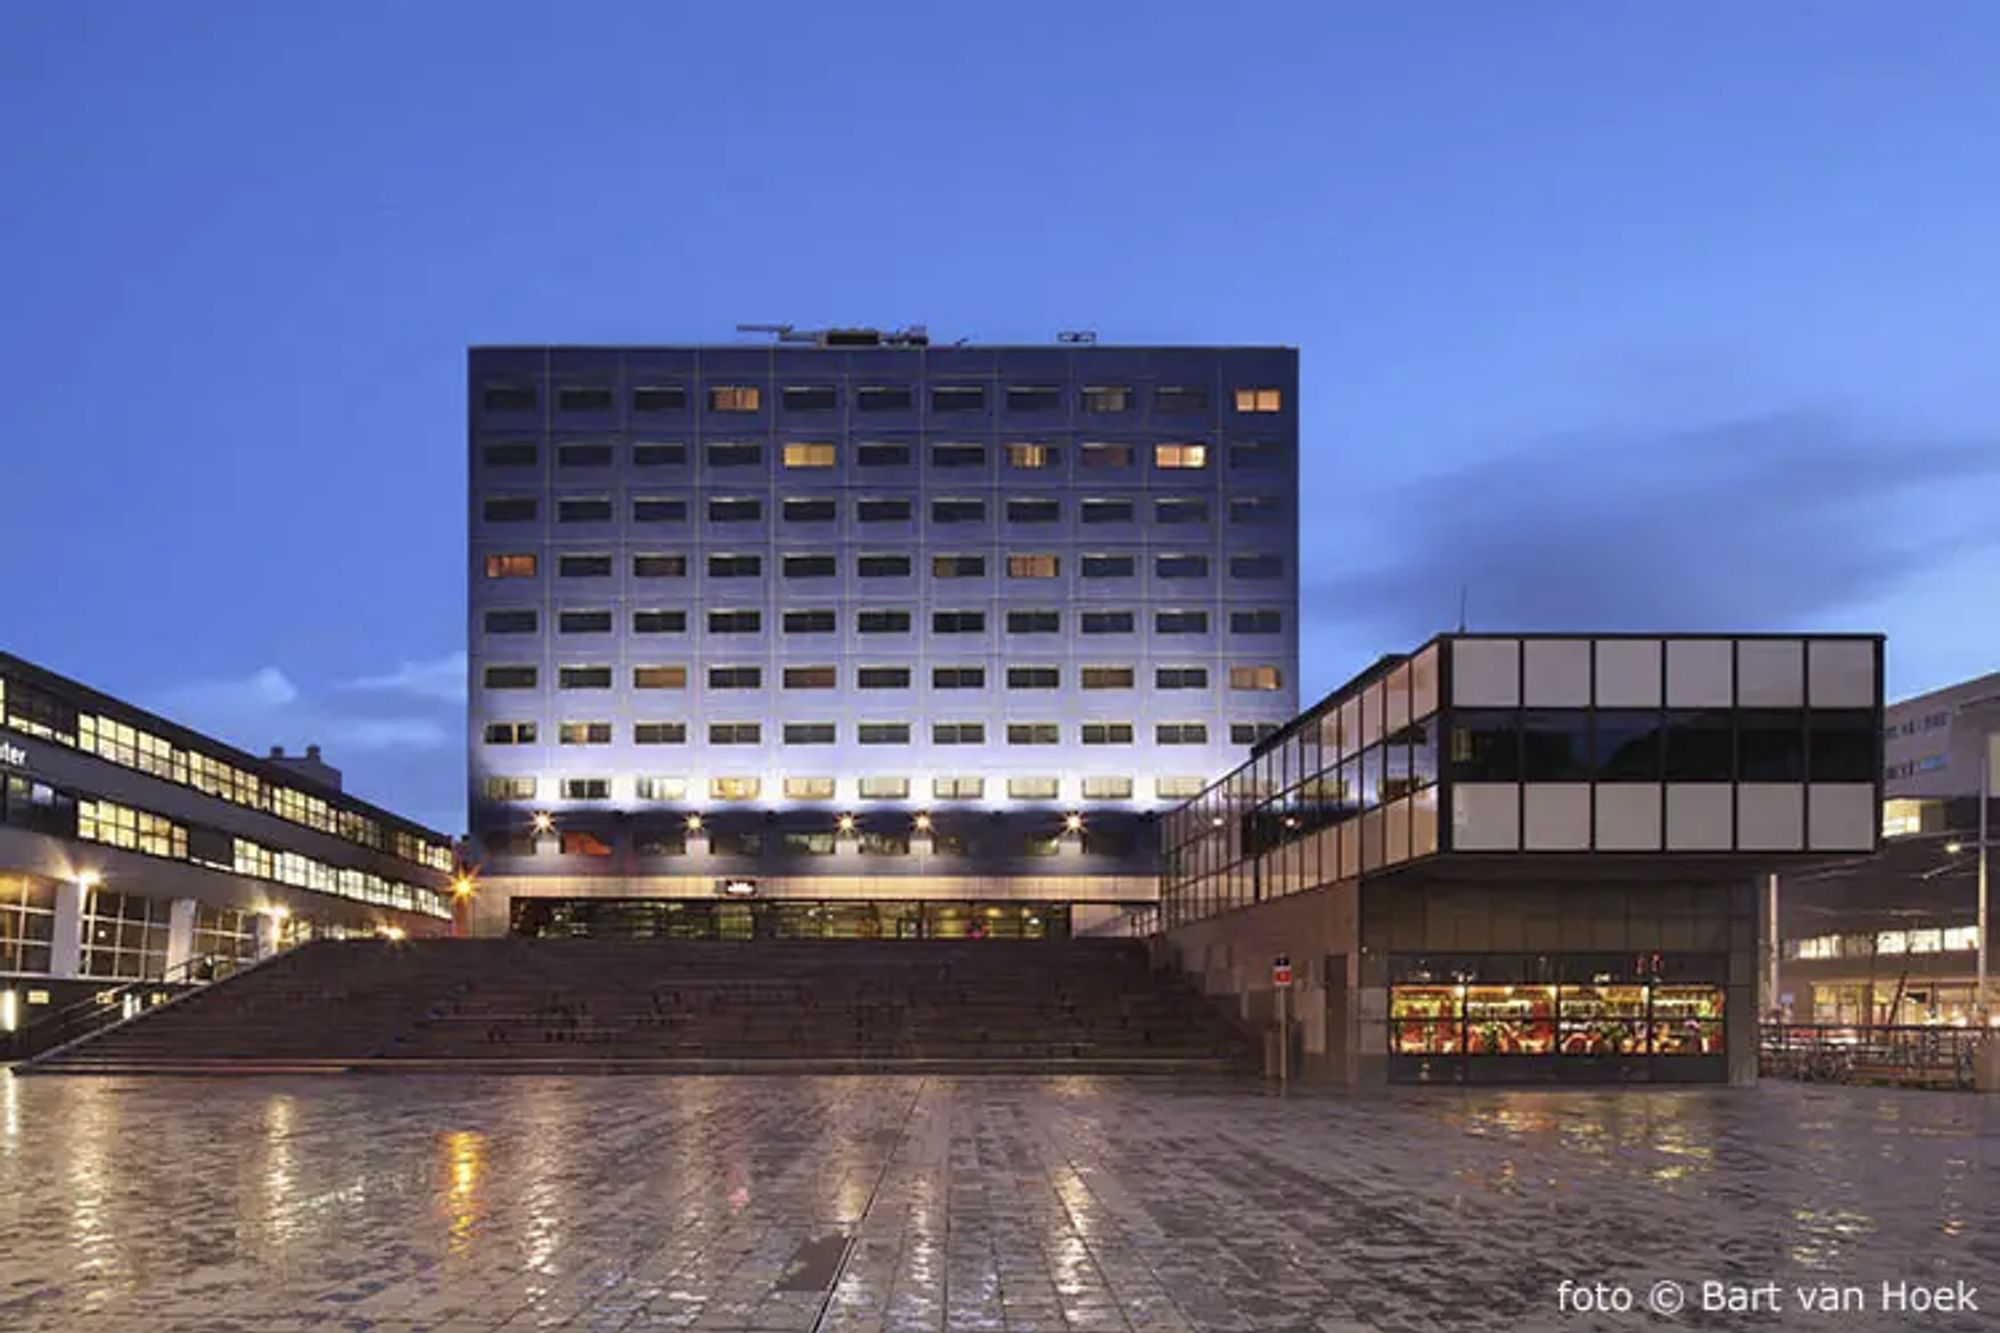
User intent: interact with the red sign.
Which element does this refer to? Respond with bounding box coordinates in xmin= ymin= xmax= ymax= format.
xmin=1273 ymin=954 xmax=1293 ymax=988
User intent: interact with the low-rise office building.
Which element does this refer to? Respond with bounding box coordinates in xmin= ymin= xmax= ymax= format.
xmin=0 ymin=652 xmax=457 ymax=1026
xmin=1158 ymin=633 xmax=1883 ymax=1084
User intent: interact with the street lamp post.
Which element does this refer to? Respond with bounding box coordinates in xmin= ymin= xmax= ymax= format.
xmin=1979 ymin=731 xmax=1992 ymax=1024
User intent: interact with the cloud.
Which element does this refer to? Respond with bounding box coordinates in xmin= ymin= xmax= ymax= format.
xmin=1300 ymin=412 xmax=2000 ymax=651
xmin=340 ymin=651 xmax=467 ymax=705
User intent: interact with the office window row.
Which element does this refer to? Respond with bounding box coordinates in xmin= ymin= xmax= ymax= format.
xmin=1444 ymin=708 xmax=1879 ymax=784
xmin=484 ymin=607 xmax=1286 ymax=636
xmin=482 ymin=550 xmax=1283 ymax=582
xmin=483 ymin=718 xmax=1268 ymax=748
xmin=483 ymin=381 xmax=1285 ymax=418
xmin=481 ymin=493 xmax=1290 ymax=525
xmin=480 ymin=439 xmax=1278 ymax=473
xmin=482 ymin=773 xmax=1209 ymax=805
xmin=481 ymin=663 xmax=1287 ymax=692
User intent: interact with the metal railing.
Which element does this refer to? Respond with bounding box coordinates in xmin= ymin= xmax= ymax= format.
xmin=1759 ymin=1023 xmax=1984 ymax=1090
xmin=3 ymin=951 xmax=257 ymax=1065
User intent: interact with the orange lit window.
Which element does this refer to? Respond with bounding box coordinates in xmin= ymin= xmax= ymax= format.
xmin=484 ymin=554 xmax=537 ymax=579
xmin=1006 ymin=442 xmax=1057 ymax=469
xmin=1229 ymin=665 xmax=1284 ymax=691
xmin=709 ymin=385 xmax=761 ymax=412
xmin=1233 ymin=387 xmax=1283 ymax=413
xmin=1153 ymin=443 xmax=1209 ymax=470
xmin=710 ymin=776 xmax=761 ymax=801
xmin=559 ymin=831 xmax=612 ymax=857
xmin=1006 ymin=553 xmax=1060 ymax=578
xmin=782 ymin=442 xmax=836 ymax=468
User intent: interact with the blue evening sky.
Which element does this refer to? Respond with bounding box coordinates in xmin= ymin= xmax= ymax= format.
xmin=3 ymin=4 xmax=1997 ymax=832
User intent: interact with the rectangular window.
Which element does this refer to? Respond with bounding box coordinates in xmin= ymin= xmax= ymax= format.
xmin=632 ymin=553 xmax=687 ymax=578
xmin=559 ymin=721 xmax=612 ymax=745
xmin=707 ymin=553 xmax=763 ymax=578
xmin=558 ymin=665 xmax=612 ymax=690
xmin=933 ymin=610 xmax=986 ymax=634
xmin=783 ymin=609 xmax=836 ymax=634
xmin=1740 ymin=710 xmax=1806 ymax=782
xmin=782 ymin=385 xmax=837 ymax=413
xmin=1081 ymin=723 xmax=1134 ymax=745
xmin=633 ymin=442 xmax=687 ymax=467
xmin=484 ymin=721 xmax=537 ymax=744
xmin=1008 ymin=723 xmax=1060 ymax=745
xmin=485 ymin=609 xmax=538 ymax=634
xmin=782 ymin=497 xmax=837 ymax=522
xmin=856 ymin=496 xmax=916 ymax=525
xmin=558 ymin=385 xmax=613 ymax=412
xmin=482 ymin=441 xmax=537 ymax=467
xmin=709 ymin=722 xmax=762 ymax=745
xmin=933 ymin=666 xmax=985 ymax=689
xmin=856 ymin=386 xmax=913 ymax=412
xmin=856 ymin=441 xmax=912 ymax=466
xmin=634 ymin=722 xmax=687 ymax=745
xmin=1082 ymin=666 xmax=1134 ymax=690
xmin=1082 ymin=385 xmax=1131 ymax=413
xmin=634 ymin=665 xmax=689 ymax=689
xmin=931 ymin=443 xmax=986 ymax=468
xmin=857 ymin=666 xmax=912 ymax=689
xmin=1809 ymin=710 xmax=1876 ymax=782
xmin=710 ymin=776 xmax=762 ymax=801
xmin=1082 ymin=776 xmax=1134 ymax=800
xmin=1079 ymin=441 xmax=1133 ymax=469
xmin=557 ymin=441 xmax=614 ymax=468
xmin=1006 ymin=609 xmax=1061 ymax=633
xmin=1154 ymin=443 xmax=1208 ymax=470
xmin=782 ymin=441 xmax=837 ymax=468
xmin=1081 ymin=610 xmax=1134 ymax=634
xmin=933 ymin=721 xmax=986 ymax=744
xmin=1081 ymin=553 xmax=1136 ymax=578
xmin=557 ymin=554 xmax=613 ymax=578
xmin=483 ymin=776 xmax=537 ymax=800
xmin=1229 ymin=495 xmax=1283 ymax=524
xmin=1231 ymin=553 xmax=1283 ymax=579
xmin=931 ymin=498 xmax=985 ymax=523
xmin=483 ymin=666 xmax=537 ymax=690
xmin=707 ymin=496 xmax=763 ymax=522
xmin=1154 ymin=497 xmax=1209 ymax=524
xmin=1006 ymin=553 xmax=1060 ymax=578
xmin=1447 ymin=711 xmax=1521 ymax=781
xmin=931 ymin=384 xmax=985 ymax=413
xmin=707 ymin=666 xmax=763 ymax=689
xmin=559 ymin=778 xmax=610 ymax=801
xmin=1233 ymin=387 xmax=1283 ymax=413
xmin=709 ymin=385 xmax=761 ymax=412
xmin=557 ymin=497 xmax=613 ymax=523
xmin=1156 ymin=553 xmax=1210 ymax=578
xmin=1006 ymin=385 xmax=1062 ymax=412
xmin=858 ymin=609 xmax=912 ymax=634
xmin=1007 ymin=666 xmax=1060 ymax=689
xmin=633 ymin=497 xmax=687 ymax=522
xmin=857 ymin=553 xmax=912 ymax=578
xmin=933 ymin=553 xmax=986 ymax=578
xmin=782 ymin=554 xmax=837 ymax=579
xmin=858 ymin=722 xmax=911 ymax=745
xmin=1009 ymin=776 xmax=1060 ymax=799
xmin=1231 ymin=442 xmax=1286 ymax=470
xmin=1231 ymin=721 xmax=1277 ymax=746
xmin=1006 ymin=442 xmax=1058 ymax=468
xmin=557 ymin=610 xmax=613 ymax=635
xmin=1229 ymin=665 xmax=1283 ymax=691
xmin=1521 ymin=711 xmax=1592 ymax=780
xmin=1231 ymin=609 xmax=1282 ymax=634
xmin=1157 ymin=666 xmax=1209 ymax=690
xmin=1080 ymin=498 xmax=1134 ymax=524
xmin=1006 ymin=498 xmax=1060 ymax=524
xmin=483 ymin=384 xmax=536 ymax=412
xmin=485 ymin=553 xmax=537 ymax=579
xmin=632 ymin=385 xmax=686 ymax=413
xmin=483 ymin=496 xmax=537 ymax=522
xmin=783 ymin=665 xmax=837 ymax=688
xmin=1155 ymin=385 xmax=1209 ymax=414
xmin=859 ymin=776 xmax=911 ymax=799
xmin=785 ymin=776 xmax=837 ymax=800
xmin=934 ymin=776 xmax=984 ymax=800
xmin=707 ymin=442 xmax=764 ymax=468
xmin=1156 ymin=722 xmax=1209 ymax=745
xmin=1157 ymin=775 xmax=1207 ymax=798
xmin=707 ymin=609 xmax=762 ymax=633
xmin=1664 ymin=710 xmax=1733 ymax=781
xmin=1156 ymin=610 xmax=1210 ymax=634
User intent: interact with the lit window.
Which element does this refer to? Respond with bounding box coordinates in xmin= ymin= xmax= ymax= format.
xmin=710 ymin=776 xmax=762 ymax=801
xmin=558 ymin=721 xmax=612 ymax=745
xmin=482 ymin=776 xmax=536 ymax=801
xmin=785 ymin=776 xmax=837 ymax=800
xmin=1008 ymin=776 xmax=1061 ymax=799
xmin=1006 ymin=442 xmax=1058 ymax=468
xmin=635 ymin=775 xmax=687 ymax=798
xmin=710 ymin=385 xmax=761 ymax=412
xmin=933 ymin=776 xmax=984 ymax=800
xmin=633 ymin=665 xmax=688 ymax=689
xmin=783 ymin=442 xmax=837 ymax=468
xmin=1082 ymin=776 xmax=1134 ymax=799
xmin=1944 ymin=926 xmax=1980 ymax=951
xmin=1007 ymin=553 xmax=1060 ymax=578
xmin=859 ymin=776 xmax=911 ymax=799
xmin=1230 ymin=665 xmax=1284 ymax=691
xmin=1233 ymin=387 xmax=1283 ymax=413
xmin=1154 ymin=443 xmax=1208 ymax=470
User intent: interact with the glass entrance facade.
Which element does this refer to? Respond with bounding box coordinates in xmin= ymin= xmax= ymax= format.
xmin=511 ymin=897 xmax=1075 ymax=941
xmin=1388 ymin=952 xmax=1727 ymax=1084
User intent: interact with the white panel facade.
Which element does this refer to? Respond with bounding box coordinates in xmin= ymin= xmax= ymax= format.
xmin=1665 ymin=639 xmax=1733 ymax=707
xmin=1451 ymin=638 xmax=1520 ymax=707
xmin=1594 ymin=639 xmax=1662 ymax=707
xmin=1736 ymin=783 xmax=1805 ymax=851
xmin=1522 ymin=640 xmax=1591 ymax=707
xmin=1595 ymin=784 xmax=1662 ymax=850
xmin=1807 ymin=639 xmax=1876 ymax=708
xmin=1808 ymin=783 xmax=1876 ymax=851
xmin=1522 ymin=783 xmax=1590 ymax=850
xmin=1665 ymin=783 xmax=1732 ymax=850
xmin=1737 ymin=639 xmax=1805 ymax=706
xmin=1451 ymin=783 xmax=1520 ymax=851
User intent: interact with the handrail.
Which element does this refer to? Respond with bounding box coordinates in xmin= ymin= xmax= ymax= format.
xmin=4 ymin=947 xmax=283 ymax=1065
xmin=1759 ymin=1022 xmax=1986 ymax=1090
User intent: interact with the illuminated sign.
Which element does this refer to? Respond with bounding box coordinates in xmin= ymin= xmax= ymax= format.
xmin=718 ymin=878 xmax=758 ymax=898
xmin=0 ymin=741 xmax=23 ymax=768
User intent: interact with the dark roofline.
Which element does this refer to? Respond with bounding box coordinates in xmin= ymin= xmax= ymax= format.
xmin=0 ymin=651 xmax=453 ymax=845
xmin=466 ymin=343 xmax=1299 ymax=354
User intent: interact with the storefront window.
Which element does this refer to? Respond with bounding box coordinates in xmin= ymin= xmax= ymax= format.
xmin=1389 ymin=955 xmax=1726 ymax=1062
xmin=1558 ymin=985 xmax=1649 ymax=1055
xmin=1650 ymin=986 xmax=1725 ymax=1055
xmin=1464 ymin=985 xmax=1557 ymax=1054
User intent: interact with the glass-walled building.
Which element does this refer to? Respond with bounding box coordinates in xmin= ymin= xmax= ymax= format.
xmin=465 ymin=332 xmax=1299 ymax=936
xmin=1159 ymin=633 xmax=1884 ymax=1084
xmin=0 ymin=651 xmax=456 ymax=1023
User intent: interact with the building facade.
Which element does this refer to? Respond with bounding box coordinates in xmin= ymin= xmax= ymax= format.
xmin=0 ymin=652 xmax=456 ymax=1026
xmin=466 ymin=334 xmax=1299 ymax=937
xmin=1158 ymin=633 xmax=1884 ymax=1084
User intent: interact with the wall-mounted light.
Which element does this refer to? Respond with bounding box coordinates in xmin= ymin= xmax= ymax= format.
xmin=269 ymin=905 xmax=291 ymax=922
xmin=380 ymin=925 xmax=407 ymax=942
xmin=836 ymin=813 xmax=857 ymax=833
xmin=1946 ymin=840 xmax=1965 ymax=855
xmin=685 ymin=812 xmax=704 ymax=832
xmin=1063 ymin=811 xmax=1084 ymax=833
xmin=451 ymin=875 xmax=476 ymax=900
xmin=1283 ymin=815 xmax=1300 ymax=829
xmin=77 ymin=870 xmax=102 ymax=890
xmin=912 ymin=811 xmax=932 ymax=832
xmin=531 ymin=811 xmax=554 ymax=834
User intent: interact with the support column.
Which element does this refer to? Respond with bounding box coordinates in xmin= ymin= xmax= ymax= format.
xmin=253 ymin=911 xmax=282 ymax=960
xmin=49 ymin=879 xmax=84 ymax=980
xmin=164 ymin=898 xmax=198 ymax=976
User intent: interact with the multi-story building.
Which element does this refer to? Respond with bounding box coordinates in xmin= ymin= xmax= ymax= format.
xmin=465 ymin=331 xmax=1299 ymax=939
xmin=0 ymin=651 xmax=457 ymax=1025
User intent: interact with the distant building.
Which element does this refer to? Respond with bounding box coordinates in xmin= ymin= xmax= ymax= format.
xmin=1881 ymin=671 xmax=2000 ymax=833
xmin=463 ymin=331 xmax=1300 ymax=940
xmin=0 ymin=651 xmax=456 ymax=1023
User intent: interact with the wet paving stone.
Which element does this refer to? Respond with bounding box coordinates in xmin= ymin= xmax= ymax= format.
xmin=0 ymin=1073 xmax=1994 ymax=1331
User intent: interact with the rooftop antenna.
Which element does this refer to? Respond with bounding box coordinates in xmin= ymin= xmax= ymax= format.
xmin=1457 ymin=583 xmax=1469 ymax=633
xmin=1057 ymin=330 xmax=1097 ymax=344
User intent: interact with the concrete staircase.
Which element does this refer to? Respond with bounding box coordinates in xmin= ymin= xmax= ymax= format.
xmin=22 ymin=938 xmax=1255 ymax=1075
